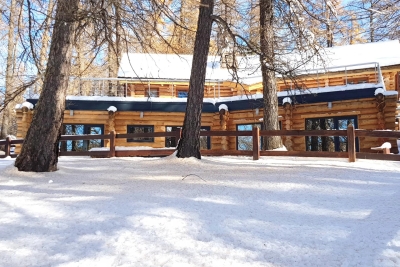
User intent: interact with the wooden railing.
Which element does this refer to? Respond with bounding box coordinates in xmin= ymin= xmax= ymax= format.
xmin=0 ymin=137 xmax=23 ymax=158
xmin=1 ymin=125 xmax=399 ymax=161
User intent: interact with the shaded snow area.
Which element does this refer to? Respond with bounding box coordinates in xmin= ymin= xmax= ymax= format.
xmin=1 ymin=156 xmax=400 ymax=267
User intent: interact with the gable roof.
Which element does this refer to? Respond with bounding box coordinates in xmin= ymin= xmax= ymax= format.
xmin=118 ymin=40 xmax=400 ymax=85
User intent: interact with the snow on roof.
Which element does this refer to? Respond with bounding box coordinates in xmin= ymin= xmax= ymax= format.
xmin=15 ymin=101 xmax=34 ymax=110
xmin=321 ymin=40 xmax=400 ymax=69
xmin=118 ymin=40 xmax=400 ymax=85
xmin=118 ymin=53 xmax=228 ymax=81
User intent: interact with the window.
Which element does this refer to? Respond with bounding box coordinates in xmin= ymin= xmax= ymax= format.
xmin=165 ymin=126 xmax=210 ymax=149
xmin=127 ymin=125 xmax=154 ymax=142
xmin=346 ymin=77 xmax=369 ymax=84
xmin=61 ymin=124 xmax=104 ymax=151
xmin=177 ymin=91 xmax=188 ymax=98
xmin=145 ymin=88 xmax=159 ymax=97
xmin=305 ymin=116 xmax=358 ymax=152
xmin=236 ymin=123 xmax=262 ymax=150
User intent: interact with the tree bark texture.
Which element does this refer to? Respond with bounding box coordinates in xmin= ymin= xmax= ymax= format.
xmin=260 ymin=0 xmax=281 ymax=150
xmin=1 ymin=0 xmax=17 ymax=139
xmin=176 ymin=0 xmax=214 ymax=159
xmin=15 ymin=0 xmax=79 ymax=172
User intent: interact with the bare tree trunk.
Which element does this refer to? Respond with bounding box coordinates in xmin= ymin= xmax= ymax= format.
xmin=37 ymin=0 xmax=55 ymax=88
xmin=176 ymin=0 xmax=214 ymax=159
xmin=260 ymin=0 xmax=281 ymax=150
xmin=326 ymin=9 xmax=333 ymax=47
xmin=107 ymin=1 xmax=121 ymax=95
xmin=15 ymin=0 xmax=79 ymax=172
xmin=1 ymin=0 xmax=17 ymax=139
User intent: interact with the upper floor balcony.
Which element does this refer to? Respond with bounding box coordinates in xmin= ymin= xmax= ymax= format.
xmin=25 ymin=62 xmax=389 ymax=101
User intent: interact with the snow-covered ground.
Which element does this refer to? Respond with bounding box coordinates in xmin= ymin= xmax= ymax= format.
xmin=0 ymin=155 xmax=400 ymax=267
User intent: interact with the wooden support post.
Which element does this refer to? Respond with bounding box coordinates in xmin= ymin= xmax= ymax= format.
xmin=5 ymin=137 xmax=11 ymax=157
xmin=109 ymin=131 xmax=116 ymax=157
xmin=383 ymin=147 xmax=390 ymax=154
xmin=253 ymin=126 xmax=260 ymax=160
xmin=347 ymin=124 xmax=356 ymax=162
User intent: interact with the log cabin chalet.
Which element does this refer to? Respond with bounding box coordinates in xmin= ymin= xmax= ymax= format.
xmin=16 ymin=40 xmax=400 ymax=153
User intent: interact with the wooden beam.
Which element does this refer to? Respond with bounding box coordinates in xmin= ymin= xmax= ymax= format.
xmin=200 ymin=130 xmax=252 ymax=137
xmin=357 ymin=153 xmax=400 ymax=161
xmin=356 ymin=130 xmax=400 ymax=138
xmin=109 ymin=131 xmax=116 ymax=157
xmin=259 ymin=130 xmax=347 ymax=137
xmin=5 ymin=136 xmax=11 ymax=157
xmin=253 ymin=126 xmax=260 ymax=160
xmin=115 ymin=149 xmax=176 ymax=157
xmin=201 ymin=150 xmax=252 ymax=156
xmin=59 ymin=151 xmax=109 ymax=157
xmin=347 ymin=124 xmax=356 ymax=162
xmin=10 ymin=139 xmax=24 ymax=145
xmin=260 ymin=151 xmax=348 ymax=158
xmin=60 ymin=134 xmax=110 ymax=141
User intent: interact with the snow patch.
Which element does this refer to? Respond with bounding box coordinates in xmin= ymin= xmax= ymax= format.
xmin=282 ymin=97 xmax=292 ymax=105
xmin=107 ymin=106 xmax=117 ymax=112
xmin=218 ymin=104 xmax=228 ymax=111
xmin=21 ymin=101 xmax=34 ymax=109
xmin=374 ymin=88 xmax=385 ymax=95
xmin=15 ymin=102 xmax=34 ymax=110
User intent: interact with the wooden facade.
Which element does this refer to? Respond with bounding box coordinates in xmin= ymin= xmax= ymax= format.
xmin=15 ymin=41 xmax=400 ymax=154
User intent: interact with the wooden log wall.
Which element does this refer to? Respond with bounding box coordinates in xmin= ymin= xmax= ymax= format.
xmin=108 ymin=67 xmax=400 ymax=100
xmin=225 ymin=95 xmax=398 ymax=152
xmin=113 ymin=111 xmax=214 ymax=148
xmin=125 ymin=82 xmax=234 ymax=99
xmin=13 ymin=65 xmax=400 ymax=152
xmin=13 ymin=95 xmax=398 ymax=153
xmin=247 ymin=67 xmax=400 ymax=94
xmin=14 ymin=108 xmax=33 ymax=153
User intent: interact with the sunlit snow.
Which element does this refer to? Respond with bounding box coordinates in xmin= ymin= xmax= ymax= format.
xmin=0 ymin=156 xmax=399 ymax=266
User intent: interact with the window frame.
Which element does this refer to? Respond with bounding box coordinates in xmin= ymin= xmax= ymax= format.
xmin=236 ymin=123 xmax=262 ymax=151
xmin=165 ymin=125 xmax=211 ymax=149
xmin=305 ymin=116 xmax=359 ymax=152
xmin=61 ymin=124 xmax=104 ymax=151
xmin=127 ymin=125 xmax=155 ymax=143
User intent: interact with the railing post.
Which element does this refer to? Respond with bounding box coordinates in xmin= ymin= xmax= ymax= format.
xmin=253 ymin=126 xmax=260 ymax=160
xmin=110 ymin=131 xmax=116 ymax=157
xmin=347 ymin=124 xmax=356 ymax=162
xmin=5 ymin=136 xmax=11 ymax=157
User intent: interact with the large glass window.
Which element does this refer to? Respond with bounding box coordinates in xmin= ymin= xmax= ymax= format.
xmin=236 ymin=123 xmax=262 ymax=150
xmin=127 ymin=125 xmax=154 ymax=142
xmin=61 ymin=124 xmax=104 ymax=151
xmin=165 ymin=126 xmax=210 ymax=149
xmin=305 ymin=116 xmax=358 ymax=152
